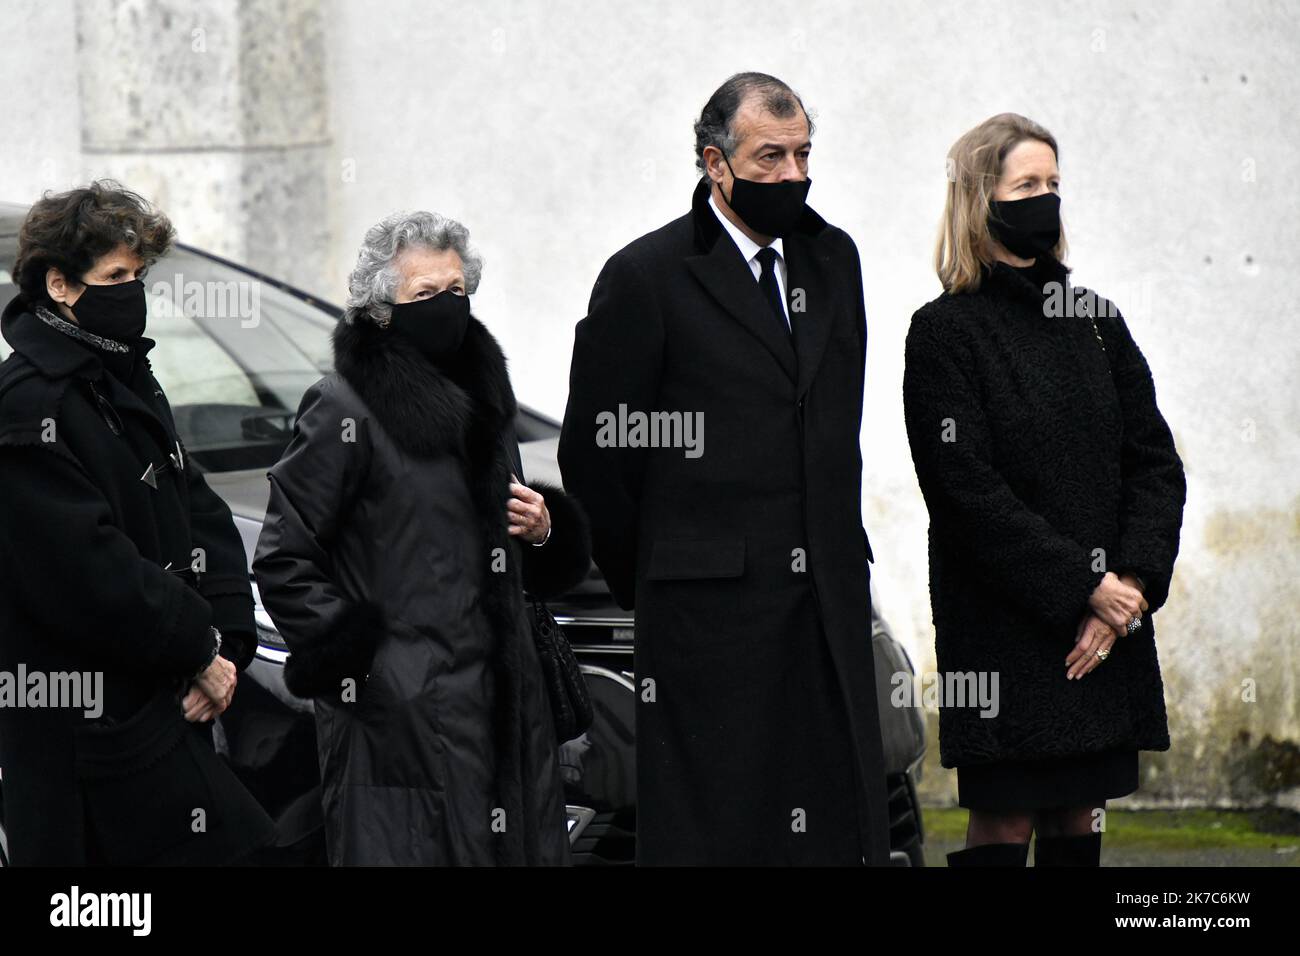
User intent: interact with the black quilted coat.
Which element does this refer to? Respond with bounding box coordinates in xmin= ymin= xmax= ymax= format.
xmin=902 ymin=256 xmax=1186 ymax=769
xmin=252 ymin=312 xmax=591 ymax=865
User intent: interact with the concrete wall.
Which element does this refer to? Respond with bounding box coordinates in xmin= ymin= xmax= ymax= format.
xmin=2 ymin=0 xmax=333 ymax=293
xmin=0 ymin=0 xmax=82 ymax=198
xmin=4 ymin=0 xmax=1297 ymax=809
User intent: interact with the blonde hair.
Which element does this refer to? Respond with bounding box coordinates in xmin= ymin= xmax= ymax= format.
xmin=935 ymin=113 xmax=1068 ymax=293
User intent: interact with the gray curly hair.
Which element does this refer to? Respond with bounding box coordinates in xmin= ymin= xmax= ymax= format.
xmin=344 ymin=210 xmax=484 ymax=325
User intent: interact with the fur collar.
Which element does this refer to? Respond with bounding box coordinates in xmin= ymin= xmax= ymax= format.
xmin=333 ymin=311 xmax=531 ymax=863
xmin=330 ymin=312 xmax=517 ymax=459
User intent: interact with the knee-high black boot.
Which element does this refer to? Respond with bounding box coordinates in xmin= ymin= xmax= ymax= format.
xmin=945 ymin=841 xmax=1030 ymax=866
xmin=1033 ymin=832 xmax=1103 ymax=866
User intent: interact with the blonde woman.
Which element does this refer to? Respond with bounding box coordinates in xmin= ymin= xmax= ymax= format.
xmin=902 ymin=114 xmax=1186 ymax=866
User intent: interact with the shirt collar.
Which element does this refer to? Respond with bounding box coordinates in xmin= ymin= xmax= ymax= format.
xmin=708 ymin=192 xmax=784 ymax=266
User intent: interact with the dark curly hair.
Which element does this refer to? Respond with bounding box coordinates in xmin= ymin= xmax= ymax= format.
xmin=12 ymin=180 xmax=175 ymax=305
xmin=693 ymin=72 xmax=815 ymax=175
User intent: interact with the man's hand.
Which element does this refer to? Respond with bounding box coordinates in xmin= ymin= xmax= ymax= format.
xmin=1087 ymin=571 xmax=1148 ymax=637
xmin=184 ymin=655 xmax=237 ymax=722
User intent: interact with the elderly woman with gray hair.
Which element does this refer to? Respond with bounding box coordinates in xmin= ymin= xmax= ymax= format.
xmin=253 ymin=211 xmax=591 ymax=865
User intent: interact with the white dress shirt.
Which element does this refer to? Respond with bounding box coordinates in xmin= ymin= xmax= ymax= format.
xmin=708 ymin=192 xmax=791 ymax=329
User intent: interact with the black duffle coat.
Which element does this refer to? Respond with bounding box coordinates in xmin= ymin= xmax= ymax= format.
xmin=0 ymin=295 xmax=266 ymax=865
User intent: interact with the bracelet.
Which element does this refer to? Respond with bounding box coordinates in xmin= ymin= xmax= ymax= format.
xmin=531 ymin=524 xmax=552 ymax=547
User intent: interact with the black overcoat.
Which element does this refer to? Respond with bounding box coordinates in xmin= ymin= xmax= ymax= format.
xmin=901 ymin=257 xmax=1186 ymax=769
xmin=559 ymin=178 xmax=891 ymax=865
xmin=252 ymin=311 xmax=591 ymax=865
xmin=0 ymin=295 xmax=261 ymax=865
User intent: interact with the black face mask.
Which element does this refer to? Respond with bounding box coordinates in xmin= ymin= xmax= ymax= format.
xmin=387 ymin=289 xmax=470 ymax=360
xmin=69 ymin=278 xmax=148 ymax=342
xmin=718 ymin=154 xmax=811 ymax=238
xmin=987 ymin=192 xmax=1061 ymax=260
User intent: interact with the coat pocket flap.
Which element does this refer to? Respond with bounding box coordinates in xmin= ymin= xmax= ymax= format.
xmin=646 ymin=537 xmax=746 ymax=580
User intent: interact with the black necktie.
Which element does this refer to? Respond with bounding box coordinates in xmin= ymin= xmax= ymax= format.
xmin=755 ymin=247 xmax=789 ymax=335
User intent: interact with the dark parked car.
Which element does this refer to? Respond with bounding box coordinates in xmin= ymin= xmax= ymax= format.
xmin=0 ymin=200 xmax=925 ymax=866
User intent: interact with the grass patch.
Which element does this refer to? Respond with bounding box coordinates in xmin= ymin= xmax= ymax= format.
xmin=922 ymin=807 xmax=1300 ymax=849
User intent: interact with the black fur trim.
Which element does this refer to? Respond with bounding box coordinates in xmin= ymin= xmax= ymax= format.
xmin=283 ymin=599 xmax=386 ymax=699
xmin=331 ymin=314 xmax=515 ymax=460
xmin=521 ymin=481 xmax=592 ymax=599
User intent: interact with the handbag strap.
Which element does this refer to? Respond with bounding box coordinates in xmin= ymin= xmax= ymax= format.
xmin=1076 ymin=288 xmax=1115 ymax=377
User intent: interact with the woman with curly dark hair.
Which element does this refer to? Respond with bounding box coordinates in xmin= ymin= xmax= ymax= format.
xmin=0 ymin=180 xmax=274 ymax=864
xmin=903 ymin=116 xmax=1187 ymax=867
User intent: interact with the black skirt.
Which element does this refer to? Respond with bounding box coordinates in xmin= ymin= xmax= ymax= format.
xmin=957 ymin=750 xmax=1138 ymax=810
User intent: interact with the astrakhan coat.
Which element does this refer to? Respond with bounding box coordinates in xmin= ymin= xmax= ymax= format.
xmin=902 ymin=256 xmax=1186 ymax=770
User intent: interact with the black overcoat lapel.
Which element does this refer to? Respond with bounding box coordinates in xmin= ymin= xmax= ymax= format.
xmin=782 ymin=232 xmax=840 ymax=399
xmin=683 ymin=176 xmax=841 ymax=391
xmin=684 ymin=179 xmax=798 ymax=383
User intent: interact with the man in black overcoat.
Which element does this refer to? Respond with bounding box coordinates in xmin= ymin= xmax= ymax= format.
xmin=559 ymin=73 xmax=890 ymax=865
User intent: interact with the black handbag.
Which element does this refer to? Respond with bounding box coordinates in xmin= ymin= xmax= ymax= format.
xmin=527 ymin=597 xmax=593 ymax=744
xmin=499 ymin=432 xmax=593 ymax=743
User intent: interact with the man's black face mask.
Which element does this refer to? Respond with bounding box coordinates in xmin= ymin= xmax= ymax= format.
xmin=718 ymin=153 xmax=811 ymax=239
